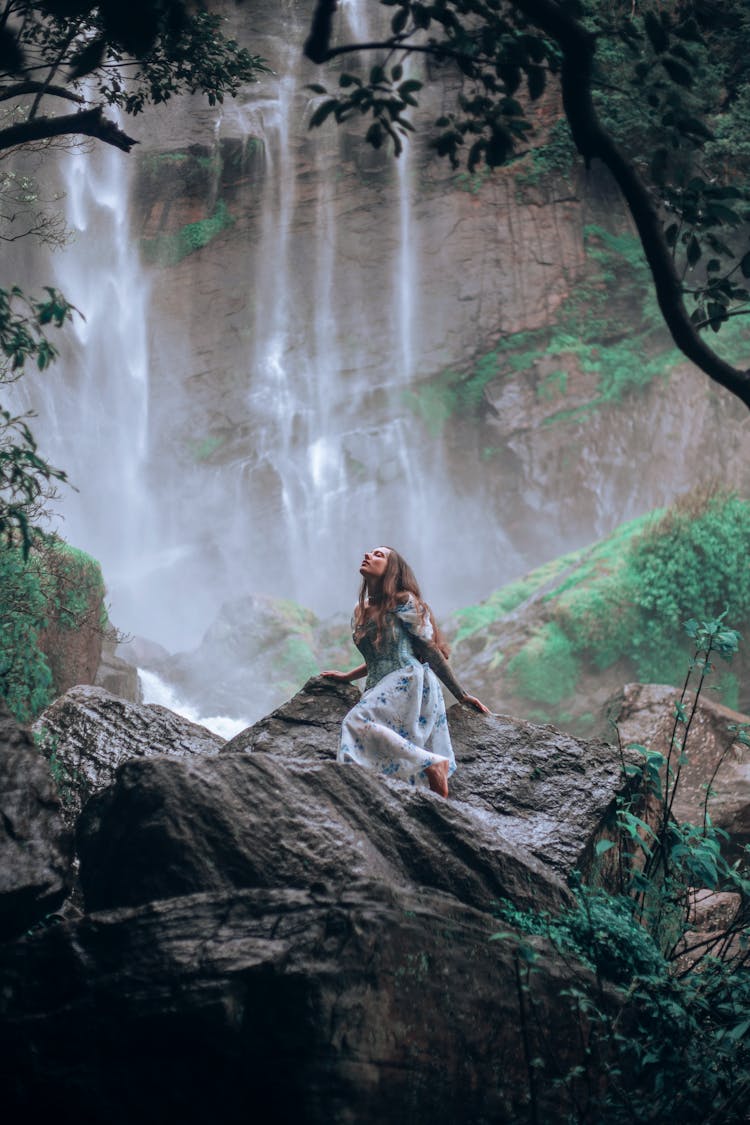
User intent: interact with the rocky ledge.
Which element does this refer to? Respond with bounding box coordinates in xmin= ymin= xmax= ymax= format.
xmin=2 ymin=676 xmax=745 ymax=1123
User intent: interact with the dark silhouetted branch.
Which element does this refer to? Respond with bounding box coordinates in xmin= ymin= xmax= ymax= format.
xmin=0 ymin=106 xmax=137 ymax=153
xmin=0 ymin=81 xmax=85 ymax=104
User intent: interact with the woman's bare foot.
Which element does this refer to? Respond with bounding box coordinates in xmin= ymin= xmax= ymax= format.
xmin=425 ymin=759 xmax=449 ymax=798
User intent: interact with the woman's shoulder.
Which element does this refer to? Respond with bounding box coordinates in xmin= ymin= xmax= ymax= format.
xmin=393 ymin=591 xmax=424 ymax=611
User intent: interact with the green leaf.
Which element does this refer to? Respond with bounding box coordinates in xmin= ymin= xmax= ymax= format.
xmin=398 ymin=79 xmax=423 ymax=96
xmin=392 ymin=7 xmax=408 ymax=34
xmin=706 ymin=203 xmax=741 ymax=226
xmin=499 ymin=63 xmax=521 ymax=96
xmin=485 ymin=130 xmax=511 ymax=167
xmin=662 ymin=56 xmax=693 ymax=87
xmin=651 ymin=149 xmax=668 ymax=184
xmin=365 ymin=122 xmax=383 ymax=149
xmin=707 ymin=302 xmax=728 ymax=331
xmin=309 ymin=99 xmax=337 ymax=129
xmin=67 ymin=35 xmax=107 ymax=80
xmin=686 ymin=235 xmax=701 ymax=267
xmin=644 ymin=11 xmax=669 ymax=54
xmin=595 ymin=839 xmax=616 ymax=856
xmin=726 ymin=1018 xmax=750 ymax=1042
xmin=740 ymin=252 xmax=750 ymax=279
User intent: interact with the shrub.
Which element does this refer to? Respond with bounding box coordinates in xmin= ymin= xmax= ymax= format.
xmin=493 ymin=613 xmax=750 ymax=1122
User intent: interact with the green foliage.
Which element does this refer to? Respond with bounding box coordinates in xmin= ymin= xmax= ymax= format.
xmin=98 ymin=10 xmax=268 ymax=114
xmin=408 ymin=223 xmax=711 ymax=435
xmin=186 ymin=435 xmax=225 ymax=463
xmin=38 ymin=538 xmax=107 ymax=632
xmin=0 ymin=288 xmax=74 ymax=554
xmin=0 ymin=537 xmax=106 ymax=722
xmin=460 ymin=490 xmax=750 ymax=721
xmin=550 ymin=490 xmax=750 ymax=685
xmin=141 ymin=200 xmax=234 ymax=267
xmin=307 ymin=0 xmax=750 ymax=383
xmin=497 ymin=884 xmax=666 ymax=988
xmin=0 ymin=545 xmax=53 ymax=722
xmin=278 ymin=634 xmax=320 ymax=691
xmin=506 ymin=621 xmax=579 ymax=706
xmin=620 ymin=491 xmax=750 ymax=682
xmin=515 ymin=116 xmax=578 ymax=190
xmin=492 ymin=617 xmax=750 ymax=1121
xmin=14 ymin=7 xmax=268 ymax=120
xmin=452 ymin=553 xmax=582 ymax=644
xmin=499 ymin=894 xmax=750 ymax=1121
xmin=137 ymin=148 xmax=223 ymax=200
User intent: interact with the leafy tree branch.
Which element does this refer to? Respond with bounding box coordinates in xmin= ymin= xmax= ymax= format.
xmin=0 ymin=2 xmax=268 ymax=156
xmin=305 ymin=0 xmax=750 ymax=410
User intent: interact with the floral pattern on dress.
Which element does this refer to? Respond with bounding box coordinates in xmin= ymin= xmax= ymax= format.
xmin=338 ymin=595 xmax=456 ymax=787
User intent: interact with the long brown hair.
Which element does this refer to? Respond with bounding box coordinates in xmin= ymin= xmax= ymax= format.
xmin=353 ymin=547 xmax=450 ymax=657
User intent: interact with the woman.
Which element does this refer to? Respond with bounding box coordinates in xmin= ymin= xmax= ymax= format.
xmin=322 ymin=546 xmax=488 ymax=798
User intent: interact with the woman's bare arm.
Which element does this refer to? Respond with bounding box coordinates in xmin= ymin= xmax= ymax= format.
xmin=321 ymin=664 xmax=367 ymax=683
xmin=412 ymin=638 xmax=490 ymax=713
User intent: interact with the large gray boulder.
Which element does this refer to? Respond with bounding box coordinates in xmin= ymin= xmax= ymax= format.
xmin=0 ymin=677 xmax=642 ymax=1123
xmin=0 ymin=882 xmax=605 ymax=1125
xmin=32 ymin=685 xmax=224 ymax=822
xmin=77 ymin=752 xmax=571 ymax=917
xmin=0 ymin=702 xmax=71 ymax=940
xmin=225 ymin=675 xmax=638 ymax=880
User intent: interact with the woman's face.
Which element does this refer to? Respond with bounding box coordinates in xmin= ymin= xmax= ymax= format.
xmin=359 ymin=546 xmax=391 ymax=580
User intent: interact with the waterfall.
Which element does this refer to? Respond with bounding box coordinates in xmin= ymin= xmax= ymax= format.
xmin=182 ymin=0 xmax=520 ymax=628
xmin=11 ymin=0 xmax=520 ymax=667
xmin=7 ymin=140 xmax=163 ymax=636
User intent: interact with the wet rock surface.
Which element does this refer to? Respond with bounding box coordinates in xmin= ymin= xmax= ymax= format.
xmin=77 ymin=751 xmax=571 ymax=917
xmin=0 ymin=703 xmax=71 ymax=940
xmin=0 ymin=883 xmax=602 ymax=1125
xmin=32 ymin=685 xmax=224 ymax=822
xmin=0 ymin=678 xmax=641 ymax=1122
xmin=228 ymin=676 xmax=637 ymax=879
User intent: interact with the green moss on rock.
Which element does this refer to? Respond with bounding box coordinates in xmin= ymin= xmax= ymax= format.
xmin=141 ymin=201 xmax=234 ymax=267
xmin=453 ymin=490 xmax=750 ymax=731
xmin=0 ymin=537 xmax=106 ymax=722
xmin=408 ymin=225 xmax=750 ymax=436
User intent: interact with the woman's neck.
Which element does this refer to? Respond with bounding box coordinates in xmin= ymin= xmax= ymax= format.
xmin=365 ymin=578 xmax=383 ymax=603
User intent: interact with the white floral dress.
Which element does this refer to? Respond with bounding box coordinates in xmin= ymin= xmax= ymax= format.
xmin=338 ymin=596 xmax=456 ymax=786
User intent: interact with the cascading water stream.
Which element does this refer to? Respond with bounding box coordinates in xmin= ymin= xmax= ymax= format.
xmin=8 ymin=140 xmax=160 ymax=631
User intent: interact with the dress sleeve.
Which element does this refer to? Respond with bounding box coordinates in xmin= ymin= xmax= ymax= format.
xmin=393 ymin=594 xmax=434 ymax=641
xmin=395 ymin=596 xmax=467 ymax=701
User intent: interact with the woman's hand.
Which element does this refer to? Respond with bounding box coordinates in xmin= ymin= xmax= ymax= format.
xmin=461 ymin=693 xmax=490 ymax=714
